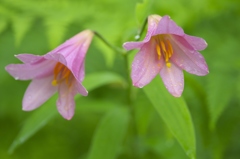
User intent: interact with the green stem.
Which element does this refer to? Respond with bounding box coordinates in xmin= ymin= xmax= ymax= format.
xmin=135 ymin=17 xmax=148 ymax=41
xmin=93 ymin=31 xmax=123 ymax=54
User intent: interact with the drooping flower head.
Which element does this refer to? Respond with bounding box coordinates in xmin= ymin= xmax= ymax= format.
xmin=5 ymin=30 xmax=94 ymax=120
xmin=123 ymin=15 xmax=209 ymax=97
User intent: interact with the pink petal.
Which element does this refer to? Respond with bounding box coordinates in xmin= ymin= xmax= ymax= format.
xmin=160 ymin=63 xmax=184 ymax=97
xmin=170 ymin=36 xmax=209 ymax=76
xmin=45 ymin=30 xmax=93 ymax=82
xmin=57 ymin=82 xmax=77 ymax=120
xmin=44 ymin=53 xmax=67 ymax=66
xmin=22 ymin=76 xmax=57 ymax=111
xmin=75 ymin=81 xmax=88 ymax=96
xmin=5 ymin=59 xmax=56 ymax=80
xmin=15 ymin=54 xmax=43 ymax=63
xmin=123 ymin=15 xmax=159 ymax=51
xmin=183 ymin=35 xmax=207 ymax=51
xmin=154 ymin=15 xmax=184 ymax=36
xmin=131 ymin=41 xmax=164 ymax=88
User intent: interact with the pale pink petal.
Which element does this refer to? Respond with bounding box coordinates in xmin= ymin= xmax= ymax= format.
xmin=45 ymin=30 xmax=93 ymax=82
xmin=5 ymin=59 xmax=56 ymax=80
xmin=170 ymin=36 xmax=209 ymax=76
xmin=22 ymin=75 xmax=57 ymax=110
xmin=44 ymin=53 xmax=67 ymax=66
xmin=123 ymin=41 xmax=146 ymax=51
xmin=15 ymin=54 xmax=43 ymax=63
xmin=160 ymin=63 xmax=184 ymax=97
xmin=57 ymin=82 xmax=77 ymax=120
xmin=183 ymin=35 xmax=208 ymax=51
xmin=131 ymin=40 xmax=164 ymax=88
xmin=75 ymin=81 xmax=88 ymax=96
xmin=154 ymin=15 xmax=184 ymax=36
xmin=123 ymin=14 xmax=159 ymax=51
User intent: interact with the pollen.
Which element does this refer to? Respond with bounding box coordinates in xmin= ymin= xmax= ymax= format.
xmin=52 ymin=62 xmax=73 ymax=87
xmin=155 ymin=35 xmax=174 ymax=68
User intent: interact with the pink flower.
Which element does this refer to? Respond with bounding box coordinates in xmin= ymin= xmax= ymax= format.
xmin=123 ymin=15 xmax=209 ymax=97
xmin=5 ymin=30 xmax=94 ymax=120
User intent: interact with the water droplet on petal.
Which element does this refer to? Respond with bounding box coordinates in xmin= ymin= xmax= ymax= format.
xmin=15 ymin=77 xmax=19 ymax=80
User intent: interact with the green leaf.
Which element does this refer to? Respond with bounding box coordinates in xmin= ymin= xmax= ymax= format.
xmin=9 ymin=72 xmax=125 ymax=153
xmin=135 ymin=0 xmax=153 ymax=25
xmin=87 ymin=107 xmax=130 ymax=159
xmin=207 ymin=73 xmax=234 ymax=130
xmin=83 ymin=72 xmax=127 ymax=90
xmin=8 ymin=95 xmax=58 ymax=154
xmin=0 ymin=17 xmax=7 ymax=35
xmin=143 ymin=77 xmax=196 ymax=159
xmin=44 ymin=14 xmax=75 ymax=49
xmin=11 ymin=14 xmax=34 ymax=46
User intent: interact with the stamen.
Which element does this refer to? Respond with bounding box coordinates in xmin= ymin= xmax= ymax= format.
xmin=154 ymin=35 xmax=174 ymax=68
xmin=160 ymin=41 xmax=166 ymax=53
xmin=52 ymin=62 xmax=73 ymax=87
xmin=156 ymin=44 xmax=161 ymax=60
xmin=166 ymin=40 xmax=173 ymax=57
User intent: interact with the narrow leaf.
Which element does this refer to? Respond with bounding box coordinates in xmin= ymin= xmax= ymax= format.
xmin=8 ymin=95 xmax=58 ymax=153
xmin=207 ymin=73 xmax=234 ymax=130
xmin=87 ymin=107 xmax=130 ymax=159
xmin=143 ymin=77 xmax=196 ymax=159
xmin=0 ymin=17 xmax=7 ymax=35
xmin=11 ymin=15 xmax=34 ymax=46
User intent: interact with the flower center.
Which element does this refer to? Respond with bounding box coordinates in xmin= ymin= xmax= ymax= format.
xmin=154 ymin=35 xmax=173 ymax=68
xmin=52 ymin=62 xmax=73 ymax=86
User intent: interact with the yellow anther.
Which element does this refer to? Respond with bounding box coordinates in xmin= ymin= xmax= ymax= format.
xmin=156 ymin=44 xmax=161 ymax=60
xmin=51 ymin=62 xmax=73 ymax=87
xmin=166 ymin=62 xmax=171 ymax=68
xmin=52 ymin=80 xmax=58 ymax=86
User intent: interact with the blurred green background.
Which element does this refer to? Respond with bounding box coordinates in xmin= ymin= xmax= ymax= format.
xmin=1 ymin=0 xmax=240 ymax=159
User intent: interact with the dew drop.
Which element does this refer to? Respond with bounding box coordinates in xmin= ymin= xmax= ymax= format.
xmin=135 ymin=35 xmax=140 ymax=40
xmin=15 ymin=77 xmax=19 ymax=80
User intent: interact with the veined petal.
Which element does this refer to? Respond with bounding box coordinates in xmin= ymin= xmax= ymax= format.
xmin=15 ymin=54 xmax=43 ymax=63
xmin=154 ymin=15 xmax=184 ymax=36
xmin=45 ymin=30 xmax=93 ymax=82
xmin=22 ymin=76 xmax=57 ymax=111
xmin=183 ymin=34 xmax=208 ymax=51
xmin=131 ymin=41 xmax=164 ymax=88
xmin=57 ymin=82 xmax=77 ymax=120
xmin=160 ymin=63 xmax=184 ymax=97
xmin=170 ymin=36 xmax=209 ymax=76
xmin=44 ymin=53 xmax=67 ymax=66
xmin=5 ymin=59 xmax=56 ymax=80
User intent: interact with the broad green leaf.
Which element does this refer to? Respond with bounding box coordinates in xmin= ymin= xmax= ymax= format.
xmin=135 ymin=0 xmax=153 ymax=25
xmin=207 ymin=73 xmax=234 ymax=130
xmin=9 ymin=72 xmax=126 ymax=153
xmin=11 ymin=14 xmax=34 ymax=46
xmin=87 ymin=107 xmax=130 ymax=159
xmin=143 ymin=77 xmax=196 ymax=159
